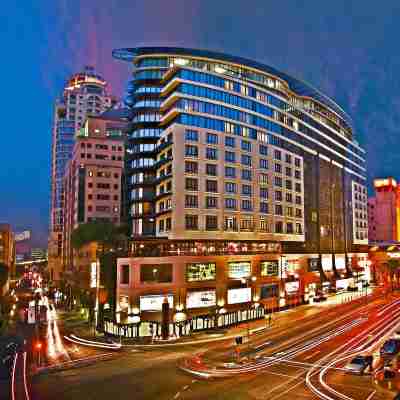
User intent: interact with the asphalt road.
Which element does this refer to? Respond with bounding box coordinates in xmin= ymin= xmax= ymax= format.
xmin=27 ymin=294 xmax=400 ymax=400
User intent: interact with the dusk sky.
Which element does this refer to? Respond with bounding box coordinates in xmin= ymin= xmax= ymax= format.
xmin=2 ymin=1 xmax=400 ymax=246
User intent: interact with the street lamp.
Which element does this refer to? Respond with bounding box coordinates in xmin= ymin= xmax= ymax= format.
xmin=241 ymin=275 xmax=257 ymax=353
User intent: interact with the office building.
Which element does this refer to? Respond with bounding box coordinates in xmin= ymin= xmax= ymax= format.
xmin=48 ymin=66 xmax=115 ymax=282
xmin=61 ymin=114 xmax=126 ymax=286
xmin=0 ymin=224 xmax=15 ymax=294
xmin=110 ymin=47 xmax=368 ymax=333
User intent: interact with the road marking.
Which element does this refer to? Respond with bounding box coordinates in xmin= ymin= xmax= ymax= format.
xmin=304 ymin=350 xmax=320 ymax=360
xmin=182 ymin=385 xmax=189 ymax=390
xmin=366 ymin=390 xmax=376 ymax=400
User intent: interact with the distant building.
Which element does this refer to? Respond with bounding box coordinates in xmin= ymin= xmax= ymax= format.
xmin=368 ymin=178 xmax=400 ymax=242
xmin=0 ymin=224 xmax=15 ymax=294
xmin=31 ymin=248 xmax=47 ymax=261
xmin=61 ymin=114 xmax=126 ymax=286
xmin=48 ymin=66 xmax=116 ymax=282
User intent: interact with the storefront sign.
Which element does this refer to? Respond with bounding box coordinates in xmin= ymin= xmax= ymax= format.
xmin=186 ymin=262 xmax=216 ymax=282
xmin=139 ymin=294 xmax=174 ymax=311
xmin=228 ymin=262 xmax=251 ymax=279
xmin=260 ymin=261 xmax=279 ymax=277
xmin=186 ymin=290 xmax=216 ymax=309
xmin=90 ymin=262 xmax=98 ymax=288
xmin=321 ymin=255 xmax=332 ymax=272
xmin=227 ymin=287 xmax=251 ymax=304
xmin=308 ymin=258 xmax=319 ymax=272
xmin=285 ymin=281 xmax=299 ymax=294
xmin=335 ymin=279 xmax=348 ymax=291
xmin=335 ymin=256 xmax=346 ymax=270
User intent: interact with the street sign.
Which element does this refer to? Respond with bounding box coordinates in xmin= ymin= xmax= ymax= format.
xmin=27 ymin=307 xmax=35 ymax=324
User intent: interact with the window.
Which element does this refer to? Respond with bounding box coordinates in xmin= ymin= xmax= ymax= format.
xmin=274 ymin=149 xmax=281 ymax=160
xmin=205 ymin=215 xmax=218 ymax=230
xmin=225 ymin=136 xmax=236 ymax=148
xmin=275 ymin=204 xmax=283 ymax=215
xmin=185 ymin=195 xmax=198 ymax=208
xmin=185 ymin=145 xmax=198 ymax=157
xmin=159 ymin=219 xmax=165 ymax=232
xmin=295 ymin=183 xmax=301 ymax=193
xmin=275 ymin=191 xmax=282 ymax=201
xmin=206 ymin=180 xmax=218 ymax=193
xmin=206 ymin=163 xmax=218 ymax=176
xmin=224 ymin=80 xmax=234 ymax=91
xmin=286 ymin=193 xmax=293 ymax=203
xmin=295 ymin=170 xmax=301 ymax=179
xmin=286 ymin=180 xmax=292 ymax=190
xmin=295 ymin=208 xmax=303 ymax=218
xmin=240 ymin=218 xmax=253 ymax=230
xmin=228 ymin=261 xmax=251 ymax=279
xmin=225 ymin=151 xmax=236 ymax=163
xmin=274 ymin=163 xmax=282 ymax=173
xmin=274 ymin=176 xmax=282 ymax=187
xmin=120 ymin=265 xmax=130 ymax=284
xmin=224 ymin=216 xmax=238 ymax=231
xmin=275 ymin=221 xmax=283 ymax=233
xmin=260 ymin=218 xmax=270 ymax=232
xmin=295 ymin=195 xmax=302 ymax=205
xmin=206 ymin=196 xmax=218 ymax=208
xmin=260 ymin=261 xmax=279 ymax=277
xmin=260 ymin=188 xmax=268 ymax=199
xmin=296 ymin=223 xmax=303 ymax=234
xmin=260 ymin=202 xmax=269 ymax=214
xmin=185 ymin=215 xmax=199 ymax=230
xmin=285 ymin=154 xmax=292 ymax=163
xmin=166 ymin=218 xmax=171 ymax=231
xmin=241 ymin=154 xmax=252 ymax=166
xmin=286 ymin=222 xmax=294 ymax=233
xmin=242 ymin=169 xmax=252 ymax=181
xmin=225 ymin=166 xmax=236 ymax=178
xmin=225 ymin=182 xmax=237 ymax=193
xmin=260 ymin=284 xmax=279 ymax=298
xmin=225 ymin=198 xmax=237 ymax=209
xmin=185 ymin=177 xmax=198 ymax=191
xmin=259 ymin=159 xmax=269 ymax=169
xmin=185 ymin=161 xmax=198 ymax=174
xmin=242 ymin=184 xmax=252 ymax=196
xmin=286 ymin=167 xmax=292 ymax=177
xmin=140 ymin=264 xmax=173 ymax=283
xmin=224 ymin=122 xmax=235 ymax=133
xmin=206 ymin=132 xmax=218 ymax=144
xmin=259 ymin=173 xmax=268 ymax=185
xmin=259 ymin=144 xmax=268 ymax=155
xmin=242 ymin=200 xmax=252 ymax=211
xmin=185 ymin=129 xmax=198 ymax=141
xmin=241 ymin=140 xmax=252 ymax=152
xmin=295 ymin=158 xmax=301 ymax=167
xmin=286 ymin=207 xmax=293 ymax=217
xmin=206 ymin=147 xmax=218 ymax=160
xmin=186 ymin=262 xmax=216 ymax=282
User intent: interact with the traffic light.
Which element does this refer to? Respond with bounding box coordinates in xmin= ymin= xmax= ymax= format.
xmin=35 ymin=341 xmax=42 ymax=351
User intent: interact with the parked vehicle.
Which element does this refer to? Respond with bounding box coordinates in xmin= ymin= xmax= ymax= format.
xmin=344 ymin=355 xmax=373 ymax=374
xmin=380 ymin=339 xmax=400 ymax=357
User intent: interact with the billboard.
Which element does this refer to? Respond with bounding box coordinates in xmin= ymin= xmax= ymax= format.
xmin=14 ymin=231 xmax=31 ymax=242
xmin=285 ymin=281 xmax=299 ymax=294
xmin=186 ymin=290 xmax=216 ymax=309
xmin=139 ymin=294 xmax=174 ymax=311
xmin=227 ymin=287 xmax=251 ymax=304
xmin=228 ymin=261 xmax=251 ymax=279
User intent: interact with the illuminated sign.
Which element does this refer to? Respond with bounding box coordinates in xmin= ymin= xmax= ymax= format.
xmin=228 ymin=262 xmax=251 ymax=279
xmin=260 ymin=261 xmax=279 ymax=277
xmin=336 ymin=279 xmax=348 ymax=290
xmin=308 ymin=258 xmax=319 ymax=272
xmin=14 ymin=231 xmax=31 ymax=242
xmin=285 ymin=281 xmax=300 ymax=294
xmin=335 ymin=256 xmax=346 ymax=270
xmin=186 ymin=290 xmax=216 ymax=309
xmin=388 ymin=253 xmax=400 ymax=258
xmin=321 ymin=255 xmax=332 ymax=272
xmin=90 ymin=262 xmax=98 ymax=288
xmin=227 ymin=287 xmax=251 ymax=304
xmin=186 ymin=263 xmax=216 ymax=282
xmin=139 ymin=294 xmax=174 ymax=311
xmin=374 ymin=178 xmax=396 ymax=188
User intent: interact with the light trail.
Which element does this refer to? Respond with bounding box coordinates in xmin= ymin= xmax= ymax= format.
xmin=23 ymin=351 xmax=30 ymax=400
xmin=11 ymin=352 xmax=18 ymax=400
xmin=64 ymin=334 xmax=122 ymax=350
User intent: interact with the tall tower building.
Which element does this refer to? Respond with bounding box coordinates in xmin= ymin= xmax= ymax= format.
xmin=48 ymin=66 xmax=115 ymax=282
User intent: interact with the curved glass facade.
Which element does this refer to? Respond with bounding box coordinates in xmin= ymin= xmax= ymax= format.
xmin=115 ymin=47 xmax=367 ymax=254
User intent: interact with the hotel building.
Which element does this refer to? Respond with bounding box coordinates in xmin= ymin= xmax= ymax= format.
xmin=110 ymin=47 xmax=368 ymax=333
xmin=48 ymin=66 xmax=115 ymax=282
xmin=61 ymin=114 xmax=126 ymax=287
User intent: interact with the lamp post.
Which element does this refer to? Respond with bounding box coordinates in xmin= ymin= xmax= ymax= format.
xmin=241 ymin=275 xmax=256 ymax=353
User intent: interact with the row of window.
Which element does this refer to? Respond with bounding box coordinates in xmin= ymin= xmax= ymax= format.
xmin=180 ymin=214 xmax=303 ymax=234
xmin=88 ymin=171 xmax=120 ymax=179
xmin=81 ymin=153 xmax=123 ymax=161
xmin=80 ymin=143 xmax=123 ymax=151
xmin=87 ymin=205 xmax=119 ymax=213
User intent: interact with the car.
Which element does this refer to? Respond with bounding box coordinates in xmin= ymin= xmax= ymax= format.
xmin=314 ymin=295 xmax=327 ymax=302
xmin=380 ymin=339 xmax=400 ymax=357
xmin=343 ymin=355 xmax=373 ymax=374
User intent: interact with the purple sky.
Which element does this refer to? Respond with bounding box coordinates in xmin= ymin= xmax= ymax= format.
xmin=2 ymin=0 xmax=400 ymax=246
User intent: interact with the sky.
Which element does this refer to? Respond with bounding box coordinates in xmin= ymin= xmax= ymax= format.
xmin=1 ymin=0 xmax=400 ymax=246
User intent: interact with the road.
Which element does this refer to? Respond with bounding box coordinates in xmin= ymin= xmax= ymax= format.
xmin=24 ymin=294 xmax=400 ymax=399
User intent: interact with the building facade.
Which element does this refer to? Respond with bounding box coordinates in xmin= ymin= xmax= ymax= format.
xmin=111 ymin=47 xmax=368 ymax=328
xmin=368 ymin=178 xmax=400 ymax=242
xmin=61 ymin=115 xmax=126 ymax=286
xmin=0 ymin=224 xmax=15 ymax=294
xmin=48 ymin=66 xmax=115 ymax=282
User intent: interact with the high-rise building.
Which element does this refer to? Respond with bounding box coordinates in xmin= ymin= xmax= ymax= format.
xmin=61 ymin=114 xmax=126 ymax=285
xmin=0 ymin=224 xmax=15 ymax=294
xmin=110 ymin=47 xmax=368 ymax=332
xmin=48 ymin=66 xmax=115 ymax=282
xmin=368 ymin=178 xmax=400 ymax=242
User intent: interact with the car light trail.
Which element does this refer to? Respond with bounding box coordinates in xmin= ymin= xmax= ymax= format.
xmin=11 ymin=352 xmax=18 ymax=400
xmin=23 ymin=351 xmax=30 ymax=400
xmin=64 ymin=334 xmax=122 ymax=350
